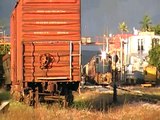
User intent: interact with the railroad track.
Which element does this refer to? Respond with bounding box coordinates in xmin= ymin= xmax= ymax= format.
xmin=82 ymin=84 xmax=160 ymax=104
xmin=106 ymin=85 xmax=160 ymax=104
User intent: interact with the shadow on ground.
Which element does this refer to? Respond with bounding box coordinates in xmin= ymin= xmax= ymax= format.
xmin=72 ymin=88 xmax=160 ymax=112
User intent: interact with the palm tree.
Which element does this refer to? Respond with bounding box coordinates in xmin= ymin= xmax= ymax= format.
xmin=151 ymin=24 xmax=160 ymax=35
xmin=140 ymin=15 xmax=152 ymax=32
xmin=119 ymin=22 xmax=129 ymax=34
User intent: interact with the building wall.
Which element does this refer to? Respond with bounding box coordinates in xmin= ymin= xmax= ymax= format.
xmin=127 ymin=33 xmax=160 ymax=79
xmin=128 ymin=35 xmax=152 ymax=56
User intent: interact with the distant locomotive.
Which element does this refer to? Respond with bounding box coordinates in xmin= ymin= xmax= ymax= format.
xmin=10 ymin=0 xmax=81 ymax=106
xmin=83 ymin=53 xmax=112 ymax=85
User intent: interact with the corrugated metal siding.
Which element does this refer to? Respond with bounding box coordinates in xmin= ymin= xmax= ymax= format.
xmin=11 ymin=9 xmax=18 ymax=84
xmin=23 ymin=41 xmax=80 ymax=82
xmin=11 ymin=0 xmax=81 ymax=83
xmin=22 ymin=0 xmax=80 ymax=41
xmin=23 ymin=0 xmax=77 ymax=3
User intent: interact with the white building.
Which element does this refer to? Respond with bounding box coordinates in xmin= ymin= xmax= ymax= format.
xmin=128 ymin=32 xmax=160 ymax=62
xmin=126 ymin=32 xmax=160 ymax=80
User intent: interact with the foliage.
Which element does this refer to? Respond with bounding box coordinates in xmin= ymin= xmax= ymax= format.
xmin=0 ymin=90 xmax=10 ymax=101
xmin=151 ymin=24 xmax=160 ymax=35
xmin=148 ymin=45 xmax=160 ymax=70
xmin=119 ymin=22 xmax=129 ymax=33
xmin=0 ymin=44 xmax=10 ymax=55
xmin=140 ymin=15 xmax=152 ymax=32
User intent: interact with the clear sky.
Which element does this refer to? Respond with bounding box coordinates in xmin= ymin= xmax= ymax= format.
xmin=0 ymin=0 xmax=160 ymax=37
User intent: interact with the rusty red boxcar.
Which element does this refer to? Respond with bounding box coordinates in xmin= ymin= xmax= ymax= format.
xmin=10 ymin=0 xmax=81 ymax=106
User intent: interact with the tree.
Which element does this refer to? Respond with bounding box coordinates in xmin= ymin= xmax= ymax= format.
xmin=148 ymin=45 xmax=160 ymax=71
xmin=119 ymin=22 xmax=129 ymax=33
xmin=151 ymin=24 xmax=160 ymax=35
xmin=140 ymin=15 xmax=152 ymax=32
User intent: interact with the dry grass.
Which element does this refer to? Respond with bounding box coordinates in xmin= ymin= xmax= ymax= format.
xmin=0 ymin=87 xmax=160 ymax=120
xmin=0 ymin=101 xmax=160 ymax=120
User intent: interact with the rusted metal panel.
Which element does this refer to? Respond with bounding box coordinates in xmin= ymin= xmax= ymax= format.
xmin=10 ymin=10 xmax=17 ymax=85
xmin=22 ymin=41 xmax=80 ymax=82
xmin=16 ymin=1 xmax=23 ymax=84
xmin=21 ymin=0 xmax=80 ymax=41
xmin=23 ymin=0 xmax=77 ymax=3
xmin=11 ymin=0 xmax=81 ymax=84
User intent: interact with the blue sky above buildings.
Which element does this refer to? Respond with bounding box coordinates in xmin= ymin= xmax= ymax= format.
xmin=0 ymin=0 xmax=160 ymax=37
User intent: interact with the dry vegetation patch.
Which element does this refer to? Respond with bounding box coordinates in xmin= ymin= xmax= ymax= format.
xmin=0 ymin=87 xmax=160 ymax=120
xmin=0 ymin=101 xmax=160 ymax=120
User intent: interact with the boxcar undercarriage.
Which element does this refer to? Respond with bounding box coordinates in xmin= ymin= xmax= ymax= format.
xmin=11 ymin=81 xmax=79 ymax=107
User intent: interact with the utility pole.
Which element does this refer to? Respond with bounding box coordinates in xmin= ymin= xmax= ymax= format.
xmin=120 ymin=38 xmax=123 ymax=81
xmin=106 ymin=36 xmax=109 ymax=53
xmin=113 ymin=53 xmax=118 ymax=103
